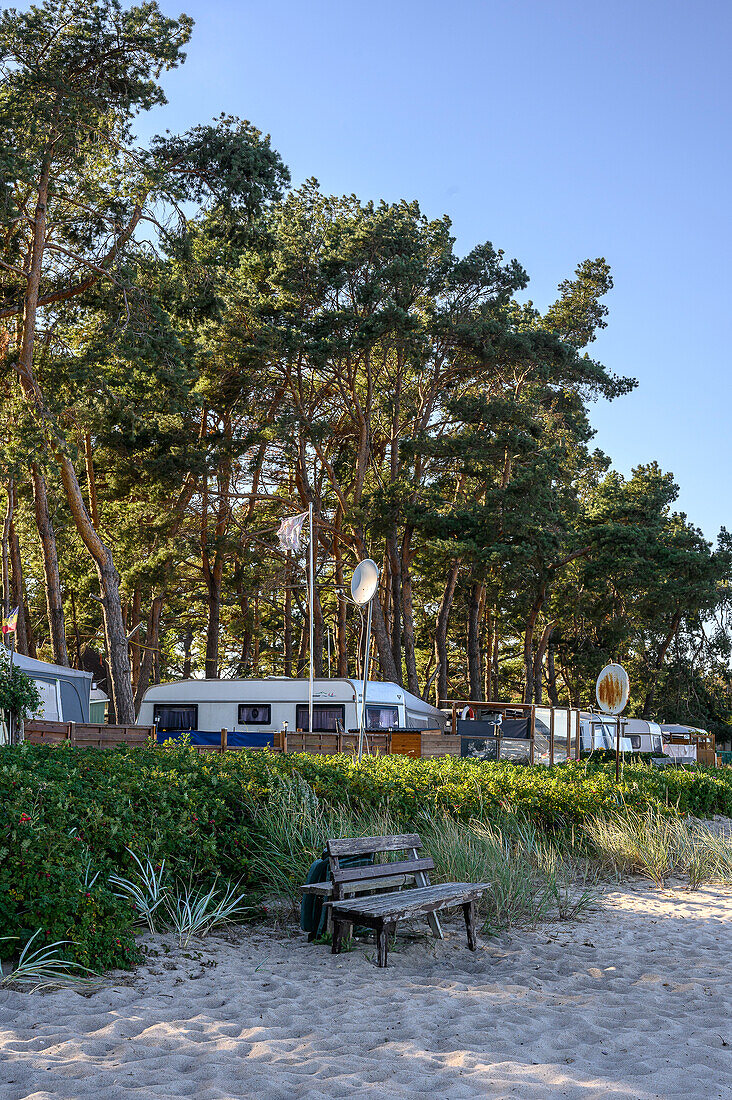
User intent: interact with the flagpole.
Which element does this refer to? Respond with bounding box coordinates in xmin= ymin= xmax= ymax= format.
xmin=9 ymin=631 xmax=15 ymax=745
xmin=308 ymin=501 xmax=314 ymax=737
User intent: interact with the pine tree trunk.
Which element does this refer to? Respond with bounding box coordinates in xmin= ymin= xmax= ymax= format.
xmin=297 ymin=615 xmax=308 ymax=677
xmin=134 ymin=595 xmax=163 ymax=714
xmin=532 ymin=621 xmax=555 ymax=704
xmin=8 ymin=487 xmax=30 ymax=656
xmin=467 ymin=579 xmax=485 ymax=701
xmin=182 ymin=626 xmax=193 ymax=679
xmin=130 ymin=586 xmax=142 ymax=689
xmin=284 ymin=554 xmax=293 ymax=676
xmin=252 ymin=596 xmax=260 ymax=674
xmin=31 ymin=465 xmax=68 ymax=665
xmin=69 ymin=590 xmax=83 ymax=668
xmin=333 ymin=526 xmax=348 ymax=676
xmin=483 ymin=608 xmax=494 ymax=700
xmin=205 ymin=581 xmax=221 ymax=679
xmin=13 ymin=159 xmax=70 ymax=668
xmin=546 ymin=638 xmax=560 ymax=705
xmin=2 ymin=484 xmax=11 ymax=623
xmin=386 ymin=533 xmax=403 ymax=683
xmin=435 ymin=559 xmax=460 ymax=704
xmin=312 ymin=581 xmax=324 ymax=677
xmin=57 ymin=454 xmax=134 ymax=723
xmin=369 ymin=592 xmax=400 ymax=683
xmin=400 ymin=531 xmax=420 ymax=696
xmin=523 ymin=587 xmax=546 ymax=704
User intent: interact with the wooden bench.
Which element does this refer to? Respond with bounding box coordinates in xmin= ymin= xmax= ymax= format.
xmin=314 ymin=833 xmax=490 ymax=967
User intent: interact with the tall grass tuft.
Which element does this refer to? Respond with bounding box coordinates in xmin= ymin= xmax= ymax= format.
xmin=244 ymin=773 xmax=603 ymax=931
xmin=0 ymin=931 xmax=99 ymax=993
xmin=109 ymin=849 xmax=169 ymax=933
xmin=585 ymin=810 xmax=732 ymax=888
xmin=165 ymin=880 xmax=250 ymax=947
xmin=417 ymin=813 xmax=548 ymax=930
xmin=244 ymin=772 xmax=402 ymax=900
xmin=418 ymin=811 xmax=598 ymax=932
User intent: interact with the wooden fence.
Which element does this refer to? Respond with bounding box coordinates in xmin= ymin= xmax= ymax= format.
xmin=23 ymin=722 xmax=246 ymax=753
xmin=24 ymin=720 xmax=153 ymax=748
xmin=20 ymin=721 xmax=495 ymax=761
xmin=275 ymin=729 xmax=390 ymax=755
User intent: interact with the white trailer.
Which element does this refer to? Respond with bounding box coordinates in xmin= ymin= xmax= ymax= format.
xmin=579 ymin=714 xmax=663 ymax=754
xmin=138 ymin=677 xmax=445 ymax=746
xmin=623 ymin=719 xmax=664 ymax=755
xmin=579 ymin=712 xmax=633 ymax=753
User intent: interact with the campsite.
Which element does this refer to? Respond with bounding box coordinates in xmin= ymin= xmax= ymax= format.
xmin=2 ymin=1 xmax=732 ymax=1097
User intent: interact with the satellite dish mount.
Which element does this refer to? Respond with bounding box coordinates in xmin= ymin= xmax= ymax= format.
xmin=350 ymin=559 xmax=380 ymax=760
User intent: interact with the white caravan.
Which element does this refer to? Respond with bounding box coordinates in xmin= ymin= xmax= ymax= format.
xmin=579 ymin=712 xmax=633 ymax=753
xmin=579 ymin=714 xmax=663 ymax=754
xmin=623 ymin=719 xmax=664 ymax=755
xmin=138 ymin=677 xmax=446 ymax=745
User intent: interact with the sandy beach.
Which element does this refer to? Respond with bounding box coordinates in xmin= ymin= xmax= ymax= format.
xmin=1 ymin=882 xmax=730 ymax=1100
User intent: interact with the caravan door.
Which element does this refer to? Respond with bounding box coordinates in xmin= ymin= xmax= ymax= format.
xmin=35 ymin=678 xmax=62 ymax=721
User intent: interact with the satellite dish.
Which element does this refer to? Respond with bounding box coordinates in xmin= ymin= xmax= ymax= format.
xmin=596 ymin=663 xmax=630 ymax=715
xmin=350 ymin=559 xmax=379 ymax=606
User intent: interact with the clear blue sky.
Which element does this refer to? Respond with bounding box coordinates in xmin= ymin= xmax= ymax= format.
xmin=139 ymin=0 xmax=730 ymax=541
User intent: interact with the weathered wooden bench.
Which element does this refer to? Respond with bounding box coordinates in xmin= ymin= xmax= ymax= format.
xmin=304 ymin=833 xmax=490 ymax=967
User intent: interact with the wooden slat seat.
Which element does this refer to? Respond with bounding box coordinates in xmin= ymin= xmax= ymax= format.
xmin=330 ymin=882 xmax=491 ymax=923
xmin=302 ymin=833 xmax=491 ymax=967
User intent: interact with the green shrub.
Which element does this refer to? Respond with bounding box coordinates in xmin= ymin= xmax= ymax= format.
xmin=0 ymin=664 xmax=42 ymax=723
xmin=1 ymin=743 xmax=731 ymax=970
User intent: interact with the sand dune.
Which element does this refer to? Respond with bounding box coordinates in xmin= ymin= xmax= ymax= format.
xmin=1 ymin=882 xmax=731 ymax=1099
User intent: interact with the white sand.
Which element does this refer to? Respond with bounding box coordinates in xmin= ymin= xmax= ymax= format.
xmin=1 ymin=882 xmax=731 ymax=1100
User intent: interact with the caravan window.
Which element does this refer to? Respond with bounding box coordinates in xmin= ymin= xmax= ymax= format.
xmin=238 ymin=704 xmax=271 ymax=725
xmin=367 ymin=705 xmax=399 ymax=730
xmin=154 ymin=704 xmax=198 ymax=731
xmin=296 ymin=704 xmax=345 ymax=732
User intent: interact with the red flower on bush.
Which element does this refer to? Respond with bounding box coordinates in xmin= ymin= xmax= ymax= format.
xmin=19 ymin=813 xmax=31 ymax=824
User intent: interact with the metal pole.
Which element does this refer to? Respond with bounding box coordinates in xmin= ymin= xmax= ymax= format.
xmin=308 ymin=502 xmax=314 ymax=736
xmin=357 ymin=598 xmax=373 ymax=762
xmin=9 ymin=630 xmax=15 ymax=745
xmin=616 ymin=713 xmax=621 ymax=783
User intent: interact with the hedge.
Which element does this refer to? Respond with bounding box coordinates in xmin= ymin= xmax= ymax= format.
xmin=1 ymin=743 xmax=731 ymax=970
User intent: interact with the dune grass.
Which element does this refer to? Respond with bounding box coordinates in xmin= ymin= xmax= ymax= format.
xmin=244 ymin=773 xmax=601 ymax=933
xmin=0 ymin=931 xmax=99 ymax=993
xmin=584 ymin=809 xmax=732 ymax=888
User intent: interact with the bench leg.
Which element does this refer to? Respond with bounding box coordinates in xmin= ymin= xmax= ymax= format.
xmin=376 ymin=923 xmax=390 ymax=967
xmin=427 ymin=911 xmax=443 ymax=940
xmin=463 ymin=901 xmax=477 ymax=950
xmin=332 ymin=919 xmax=344 ymax=954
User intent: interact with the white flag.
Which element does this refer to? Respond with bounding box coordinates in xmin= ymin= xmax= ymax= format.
xmin=277 ymin=511 xmax=308 ymax=552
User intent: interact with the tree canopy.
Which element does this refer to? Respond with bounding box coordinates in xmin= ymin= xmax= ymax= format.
xmin=1 ymin=0 xmax=730 ymax=738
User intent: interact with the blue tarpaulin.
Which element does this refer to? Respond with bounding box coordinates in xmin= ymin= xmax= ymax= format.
xmin=156 ymin=729 xmax=274 ymax=749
